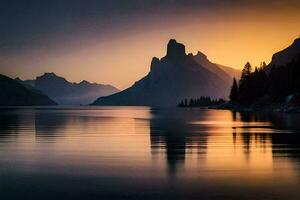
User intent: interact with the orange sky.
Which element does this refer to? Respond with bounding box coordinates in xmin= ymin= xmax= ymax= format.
xmin=1 ymin=2 xmax=300 ymax=89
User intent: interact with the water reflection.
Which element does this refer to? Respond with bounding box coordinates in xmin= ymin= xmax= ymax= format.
xmin=232 ymin=112 xmax=300 ymax=163
xmin=35 ymin=111 xmax=70 ymax=141
xmin=150 ymin=109 xmax=208 ymax=177
xmin=149 ymin=109 xmax=300 ymax=182
xmin=0 ymin=107 xmax=300 ymax=199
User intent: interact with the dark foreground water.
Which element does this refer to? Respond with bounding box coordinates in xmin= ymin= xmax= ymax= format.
xmin=0 ymin=107 xmax=300 ymax=200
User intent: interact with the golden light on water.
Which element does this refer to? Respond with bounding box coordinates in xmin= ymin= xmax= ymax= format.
xmin=1 ymin=107 xmax=300 ymax=198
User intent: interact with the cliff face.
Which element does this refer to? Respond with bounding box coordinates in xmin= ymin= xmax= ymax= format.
xmin=92 ymin=39 xmax=231 ymax=106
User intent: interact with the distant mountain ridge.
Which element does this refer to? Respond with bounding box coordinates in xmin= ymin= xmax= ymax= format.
xmin=0 ymin=74 xmax=57 ymax=106
xmin=191 ymin=51 xmax=240 ymax=81
xmin=192 ymin=51 xmax=238 ymax=84
xmin=19 ymin=73 xmax=119 ymax=105
xmin=92 ymin=39 xmax=235 ymax=106
xmin=216 ymin=64 xmax=241 ymax=80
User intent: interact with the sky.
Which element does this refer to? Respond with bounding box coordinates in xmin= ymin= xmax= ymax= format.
xmin=1 ymin=0 xmax=300 ymax=89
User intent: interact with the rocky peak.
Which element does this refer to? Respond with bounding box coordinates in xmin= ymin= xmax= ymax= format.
xmin=193 ymin=51 xmax=211 ymax=66
xmin=166 ymin=39 xmax=186 ymax=60
xmin=195 ymin=51 xmax=208 ymax=60
xmin=79 ymin=80 xmax=90 ymax=85
xmin=150 ymin=57 xmax=160 ymax=71
xmin=36 ymin=72 xmax=68 ymax=85
xmin=42 ymin=72 xmax=57 ymax=77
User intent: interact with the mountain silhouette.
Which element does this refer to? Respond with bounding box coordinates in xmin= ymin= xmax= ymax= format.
xmin=0 ymin=74 xmax=57 ymax=106
xmin=216 ymin=64 xmax=241 ymax=80
xmin=270 ymin=38 xmax=300 ymax=66
xmin=266 ymin=38 xmax=300 ymax=73
xmin=92 ymin=39 xmax=232 ymax=106
xmin=192 ymin=51 xmax=240 ymax=84
xmin=20 ymin=73 xmax=119 ymax=105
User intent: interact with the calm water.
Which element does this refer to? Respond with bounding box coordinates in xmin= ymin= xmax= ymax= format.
xmin=0 ymin=107 xmax=300 ymax=200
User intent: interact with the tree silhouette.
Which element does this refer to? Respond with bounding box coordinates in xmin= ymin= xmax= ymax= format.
xmin=241 ymin=62 xmax=252 ymax=79
xmin=229 ymin=78 xmax=238 ymax=102
xmin=230 ymin=55 xmax=300 ymax=106
xmin=177 ymin=96 xmax=225 ymax=107
xmin=238 ymin=62 xmax=254 ymax=104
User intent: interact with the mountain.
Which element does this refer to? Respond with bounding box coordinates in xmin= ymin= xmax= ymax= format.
xmin=269 ymin=38 xmax=300 ymax=67
xmin=192 ymin=51 xmax=239 ymax=84
xmin=192 ymin=51 xmax=240 ymax=80
xmin=23 ymin=73 xmax=119 ymax=105
xmin=22 ymin=79 xmax=35 ymax=87
xmin=0 ymin=74 xmax=57 ymax=106
xmin=216 ymin=64 xmax=241 ymax=80
xmin=92 ymin=39 xmax=231 ymax=106
xmin=15 ymin=78 xmax=44 ymax=94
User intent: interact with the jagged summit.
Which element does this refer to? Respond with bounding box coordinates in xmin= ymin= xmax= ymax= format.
xmin=42 ymin=72 xmax=57 ymax=77
xmin=92 ymin=39 xmax=232 ymax=106
xmin=195 ymin=51 xmax=208 ymax=59
xmin=36 ymin=72 xmax=69 ymax=84
xmin=79 ymin=80 xmax=90 ymax=85
xmin=36 ymin=72 xmax=69 ymax=87
xmin=150 ymin=57 xmax=160 ymax=71
xmin=193 ymin=51 xmax=209 ymax=64
xmin=166 ymin=39 xmax=186 ymax=60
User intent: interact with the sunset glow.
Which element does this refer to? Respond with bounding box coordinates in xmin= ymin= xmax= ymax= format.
xmin=1 ymin=1 xmax=300 ymax=89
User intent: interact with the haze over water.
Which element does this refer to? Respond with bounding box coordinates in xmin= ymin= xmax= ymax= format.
xmin=0 ymin=107 xmax=299 ymax=199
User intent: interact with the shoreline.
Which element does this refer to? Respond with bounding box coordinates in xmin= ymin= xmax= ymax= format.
xmin=209 ymin=102 xmax=300 ymax=113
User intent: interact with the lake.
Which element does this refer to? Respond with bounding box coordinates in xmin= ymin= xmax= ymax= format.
xmin=0 ymin=106 xmax=300 ymax=200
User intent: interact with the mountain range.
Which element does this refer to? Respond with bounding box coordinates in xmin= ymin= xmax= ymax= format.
xmin=0 ymin=74 xmax=56 ymax=106
xmin=92 ymin=39 xmax=240 ymax=106
xmin=18 ymin=73 xmax=120 ymax=105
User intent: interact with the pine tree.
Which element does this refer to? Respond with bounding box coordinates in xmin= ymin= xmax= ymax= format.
xmin=260 ymin=61 xmax=267 ymax=70
xmin=238 ymin=62 xmax=253 ymax=104
xmin=229 ymin=78 xmax=238 ymax=102
xmin=241 ymin=62 xmax=252 ymax=79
